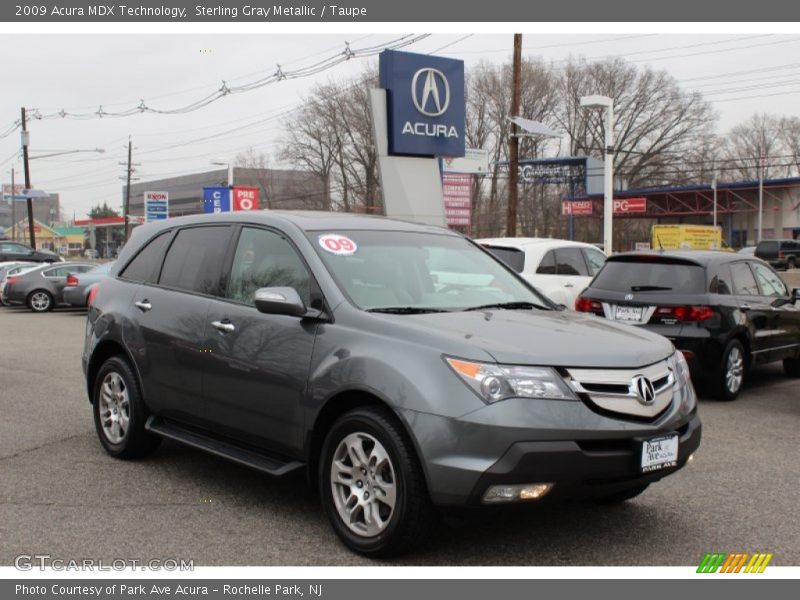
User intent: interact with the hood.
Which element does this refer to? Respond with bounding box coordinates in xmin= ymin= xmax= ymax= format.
xmin=395 ymin=309 xmax=673 ymax=368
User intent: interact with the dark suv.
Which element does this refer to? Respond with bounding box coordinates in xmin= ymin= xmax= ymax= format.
xmin=576 ymin=251 xmax=800 ymax=400
xmin=84 ymin=212 xmax=701 ymax=556
xmin=755 ymin=239 xmax=800 ymax=270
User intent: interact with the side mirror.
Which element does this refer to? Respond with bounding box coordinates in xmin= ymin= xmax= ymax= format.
xmin=254 ymin=286 xmax=306 ymax=317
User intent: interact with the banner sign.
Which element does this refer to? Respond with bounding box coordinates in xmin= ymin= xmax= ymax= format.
xmin=2 ymin=183 xmax=24 ymax=196
xmin=379 ymin=49 xmax=465 ymax=158
xmin=613 ymin=197 xmax=647 ymax=214
xmin=144 ymin=191 xmax=169 ymax=222
xmin=443 ymin=174 xmax=471 ymax=227
xmin=562 ymin=200 xmax=594 ymax=215
xmin=232 ymin=186 xmax=259 ymax=211
xmin=203 ymin=186 xmax=231 ymax=213
xmin=443 ymin=148 xmax=490 ymax=174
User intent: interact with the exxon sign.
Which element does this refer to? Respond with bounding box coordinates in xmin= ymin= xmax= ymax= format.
xmin=379 ymin=50 xmax=465 ymax=158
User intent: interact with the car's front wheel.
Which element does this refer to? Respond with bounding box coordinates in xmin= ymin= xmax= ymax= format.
xmin=27 ymin=290 xmax=53 ymax=312
xmin=92 ymin=355 xmax=160 ymax=459
xmin=319 ymin=406 xmax=435 ymax=557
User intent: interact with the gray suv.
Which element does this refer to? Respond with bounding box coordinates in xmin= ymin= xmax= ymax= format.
xmin=83 ymin=212 xmax=701 ymax=557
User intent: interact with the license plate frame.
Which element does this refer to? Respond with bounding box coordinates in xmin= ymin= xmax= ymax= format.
xmin=614 ymin=305 xmax=644 ymax=322
xmin=640 ymin=433 xmax=679 ymax=473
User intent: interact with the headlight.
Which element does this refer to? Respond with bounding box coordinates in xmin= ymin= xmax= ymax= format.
xmin=445 ymin=357 xmax=577 ymax=404
xmin=670 ymin=351 xmax=696 ymax=413
xmin=672 ymin=351 xmax=692 ymax=387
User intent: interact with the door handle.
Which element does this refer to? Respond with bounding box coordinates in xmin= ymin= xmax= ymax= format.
xmin=211 ymin=320 xmax=235 ymax=334
xmin=564 ymin=283 xmax=574 ymax=288
xmin=134 ymin=300 xmax=152 ymax=312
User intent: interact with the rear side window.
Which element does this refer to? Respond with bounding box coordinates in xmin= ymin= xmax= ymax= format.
xmin=536 ymin=250 xmax=556 ymax=274
xmin=482 ymin=245 xmax=525 ymax=273
xmin=120 ymin=232 xmax=171 ymax=283
xmin=730 ymin=262 xmax=759 ymax=296
xmin=555 ymin=248 xmax=589 ymax=276
xmin=159 ymin=226 xmax=232 ymax=295
xmin=592 ymin=260 xmax=705 ymax=294
xmin=582 ymin=248 xmax=606 ymax=276
xmin=751 ymin=262 xmax=787 ymax=297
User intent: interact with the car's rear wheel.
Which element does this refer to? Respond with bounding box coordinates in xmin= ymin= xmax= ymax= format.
xmin=27 ymin=290 xmax=54 ymax=312
xmin=714 ymin=339 xmax=746 ymax=401
xmin=319 ymin=406 xmax=435 ymax=557
xmin=784 ymin=357 xmax=800 ymax=377
xmin=92 ymin=355 xmax=160 ymax=459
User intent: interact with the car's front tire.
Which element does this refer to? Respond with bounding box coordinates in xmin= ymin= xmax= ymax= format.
xmin=714 ymin=339 xmax=746 ymax=401
xmin=319 ymin=406 xmax=435 ymax=557
xmin=27 ymin=290 xmax=53 ymax=312
xmin=92 ymin=355 xmax=160 ymax=459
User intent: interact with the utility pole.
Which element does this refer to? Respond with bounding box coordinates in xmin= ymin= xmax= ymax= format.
xmin=21 ymin=107 xmax=35 ymax=249
xmin=712 ymin=161 xmax=717 ymax=229
xmin=10 ymin=167 xmax=15 ymax=241
xmin=124 ymin=137 xmax=132 ymax=241
xmin=506 ymin=33 xmax=522 ymax=237
xmin=757 ymin=144 xmax=764 ymax=243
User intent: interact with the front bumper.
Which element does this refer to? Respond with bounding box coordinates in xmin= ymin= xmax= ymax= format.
xmin=401 ymin=387 xmax=700 ymax=507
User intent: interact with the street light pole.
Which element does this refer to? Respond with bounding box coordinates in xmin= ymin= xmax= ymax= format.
xmin=580 ymin=95 xmax=615 ymax=255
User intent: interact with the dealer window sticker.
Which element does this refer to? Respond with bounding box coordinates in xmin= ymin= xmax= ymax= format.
xmin=318 ymin=234 xmax=358 ymax=256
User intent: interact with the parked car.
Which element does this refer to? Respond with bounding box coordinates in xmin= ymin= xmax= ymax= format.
xmin=575 ymin=250 xmax=800 ymax=400
xmin=0 ymin=262 xmax=38 ymax=305
xmin=4 ymin=262 xmax=97 ymax=312
xmin=755 ymin=238 xmax=800 ymax=270
xmin=84 ymin=212 xmax=700 ymax=557
xmin=0 ymin=241 xmax=63 ymax=263
xmin=63 ymin=262 xmax=114 ymax=308
xmin=476 ymin=238 xmax=607 ymax=307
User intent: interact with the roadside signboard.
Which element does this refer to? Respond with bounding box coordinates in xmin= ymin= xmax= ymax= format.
xmin=443 ymin=174 xmax=471 ymax=227
xmin=379 ymin=49 xmax=466 ymax=158
xmin=442 ymin=148 xmax=490 ymax=174
xmin=613 ymin=197 xmax=647 ymax=214
xmin=232 ymin=186 xmax=259 ymax=211
xmin=203 ymin=186 xmax=231 ymax=213
xmin=144 ymin=191 xmax=169 ymax=222
xmin=562 ymin=200 xmax=594 ymax=215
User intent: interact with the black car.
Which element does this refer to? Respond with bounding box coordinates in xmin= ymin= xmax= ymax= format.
xmin=0 ymin=241 xmax=62 ymax=263
xmin=755 ymin=238 xmax=800 ymax=270
xmin=576 ymin=251 xmax=800 ymax=400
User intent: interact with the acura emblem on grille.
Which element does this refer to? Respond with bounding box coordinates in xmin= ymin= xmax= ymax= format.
xmin=632 ymin=375 xmax=656 ymax=405
xmin=624 ymin=293 xmax=634 ymax=301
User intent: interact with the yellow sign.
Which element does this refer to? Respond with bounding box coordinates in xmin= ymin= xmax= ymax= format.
xmin=652 ymin=225 xmax=728 ymax=251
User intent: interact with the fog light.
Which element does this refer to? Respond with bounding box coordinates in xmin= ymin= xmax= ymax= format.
xmin=482 ymin=483 xmax=553 ymax=504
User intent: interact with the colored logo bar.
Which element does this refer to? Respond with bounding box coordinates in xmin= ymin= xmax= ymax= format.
xmin=697 ymin=552 xmax=773 ymax=573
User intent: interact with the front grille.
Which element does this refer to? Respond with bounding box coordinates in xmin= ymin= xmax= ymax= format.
xmin=566 ymin=359 xmax=675 ymax=420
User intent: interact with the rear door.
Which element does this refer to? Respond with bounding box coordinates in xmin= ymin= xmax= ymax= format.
xmin=729 ymin=260 xmax=780 ymax=358
xmin=554 ymin=247 xmax=592 ymax=305
xmin=203 ymin=225 xmax=320 ymax=455
xmin=126 ymin=225 xmax=233 ymax=428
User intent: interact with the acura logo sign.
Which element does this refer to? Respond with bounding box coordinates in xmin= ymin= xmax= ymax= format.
xmin=411 ymin=68 xmax=450 ymax=117
xmin=632 ymin=375 xmax=656 ymax=406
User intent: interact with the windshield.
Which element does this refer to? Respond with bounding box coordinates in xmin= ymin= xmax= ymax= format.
xmin=310 ymin=230 xmax=549 ymax=312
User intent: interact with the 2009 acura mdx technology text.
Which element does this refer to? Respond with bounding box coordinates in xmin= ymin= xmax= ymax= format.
xmin=83 ymin=211 xmax=701 ymax=557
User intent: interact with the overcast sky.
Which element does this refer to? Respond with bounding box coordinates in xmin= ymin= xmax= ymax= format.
xmin=1 ymin=33 xmax=799 ymax=219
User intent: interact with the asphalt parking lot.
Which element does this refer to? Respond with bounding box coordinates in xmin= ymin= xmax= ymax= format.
xmin=0 ymin=305 xmax=798 ymax=566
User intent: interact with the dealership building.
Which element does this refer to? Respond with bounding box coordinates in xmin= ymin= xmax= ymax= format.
xmin=125 ymin=167 xmax=327 ymax=218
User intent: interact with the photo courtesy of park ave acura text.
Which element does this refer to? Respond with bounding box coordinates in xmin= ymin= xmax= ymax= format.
xmin=0 ymin=8 xmax=799 ymax=582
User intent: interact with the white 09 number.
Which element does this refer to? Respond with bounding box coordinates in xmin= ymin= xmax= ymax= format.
xmin=16 ymin=5 xmax=48 ymax=16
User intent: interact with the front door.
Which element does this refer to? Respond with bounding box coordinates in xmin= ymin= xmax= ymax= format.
xmin=203 ymin=226 xmax=320 ymax=456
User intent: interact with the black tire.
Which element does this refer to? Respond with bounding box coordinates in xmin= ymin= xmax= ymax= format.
xmin=784 ymin=357 xmax=800 ymax=378
xmin=27 ymin=289 xmax=54 ymax=313
xmin=92 ymin=355 xmax=161 ymax=459
xmin=593 ymin=484 xmax=649 ymax=505
xmin=714 ymin=339 xmax=746 ymax=401
xmin=319 ymin=406 xmax=436 ymax=558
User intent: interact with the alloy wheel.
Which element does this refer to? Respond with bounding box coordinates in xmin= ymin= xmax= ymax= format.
xmin=99 ymin=372 xmax=131 ymax=444
xmin=30 ymin=292 xmax=51 ymax=311
xmin=726 ymin=346 xmax=744 ymax=394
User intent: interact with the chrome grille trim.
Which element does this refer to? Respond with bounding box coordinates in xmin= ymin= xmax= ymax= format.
xmin=566 ymin=360 xmax=675 ymax=418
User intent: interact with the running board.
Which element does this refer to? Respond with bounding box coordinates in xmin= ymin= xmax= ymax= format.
xmin=145 ymin=417 xmax=304 ymax=477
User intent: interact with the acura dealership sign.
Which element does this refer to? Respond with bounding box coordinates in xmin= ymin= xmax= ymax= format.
xmin=379 ymin=50 xmax=465 ymax=157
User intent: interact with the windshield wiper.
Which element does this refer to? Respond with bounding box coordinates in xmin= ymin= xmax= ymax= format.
xmin=367 ymin=307 xmax=451 ymax=314
xmin=463 ymin=301 xmax=547 ymax=312
xmin=630 ymin=285 xmax=672 ymax=291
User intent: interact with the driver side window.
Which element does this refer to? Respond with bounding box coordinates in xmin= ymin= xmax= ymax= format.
xmin=751 ymin=262 xmax=787 ymax=297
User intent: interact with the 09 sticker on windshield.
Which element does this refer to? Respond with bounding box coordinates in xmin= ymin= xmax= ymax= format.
xmin=319 ymin=234 xmax=358 ymax=256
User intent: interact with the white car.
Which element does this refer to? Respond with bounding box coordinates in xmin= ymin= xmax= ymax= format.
xmin=476 ymin=237 xmax=607 ymax=307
